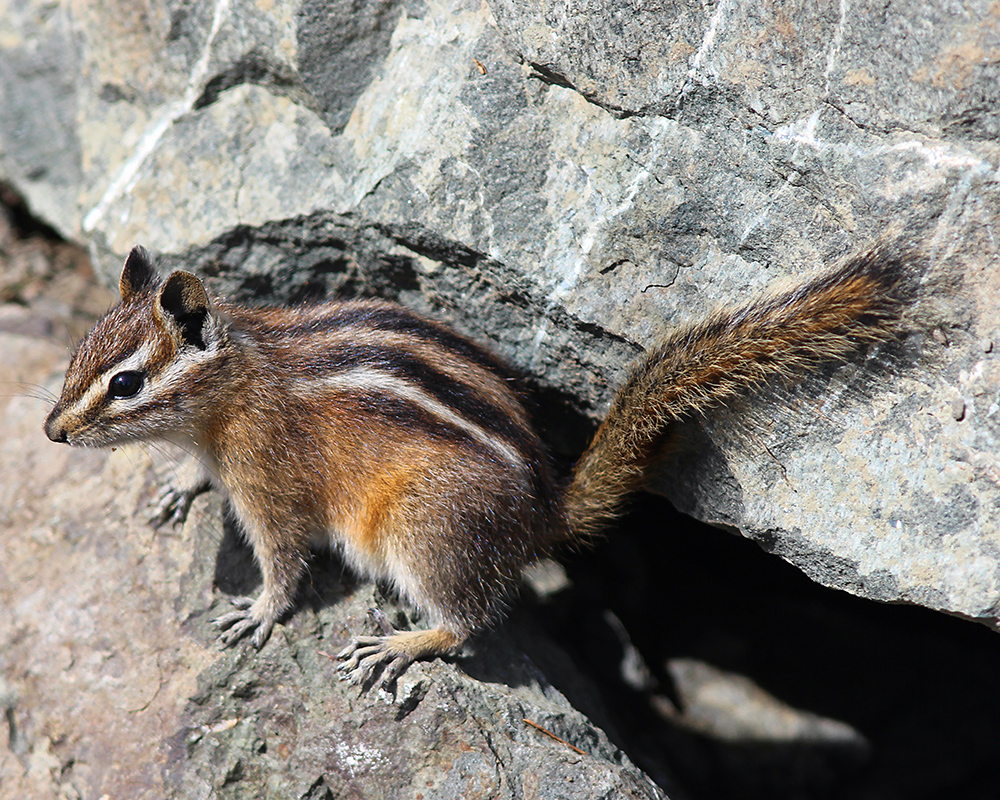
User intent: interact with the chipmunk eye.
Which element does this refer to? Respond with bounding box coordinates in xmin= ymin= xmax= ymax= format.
xmin=108 ymin=370 xmax=144 ymax=399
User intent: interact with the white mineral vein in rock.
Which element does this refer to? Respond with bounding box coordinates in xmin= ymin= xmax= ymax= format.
xmin=83 ymin=0 xmax=232 ymax=232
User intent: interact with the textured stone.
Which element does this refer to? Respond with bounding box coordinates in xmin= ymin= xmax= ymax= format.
xmin=2 ymin=0 xmax=1000 ymax=794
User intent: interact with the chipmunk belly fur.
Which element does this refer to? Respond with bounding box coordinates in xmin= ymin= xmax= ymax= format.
xmin=44 ymin=243 xmax=920 ymax=687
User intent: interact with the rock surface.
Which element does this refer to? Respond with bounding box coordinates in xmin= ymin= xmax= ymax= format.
xmin=2 ymin=0 xmax=1000 ymax=796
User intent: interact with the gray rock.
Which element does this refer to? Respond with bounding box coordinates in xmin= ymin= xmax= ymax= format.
xmin=2 ymin=0 xmax=1000 ymax=793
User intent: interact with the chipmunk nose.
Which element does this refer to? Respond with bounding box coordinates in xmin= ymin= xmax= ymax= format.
xmin=44 ymin=412 xmax=68 ymax=443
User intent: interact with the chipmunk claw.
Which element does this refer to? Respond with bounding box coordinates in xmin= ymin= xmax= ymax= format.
xmin=336 ymin=636 xmax=414 ymax=690
xmin=148 ymin=485 xmax=195 ymax=528
xmin=213 ymin=596 xmax=274 ymax=649
xmin=335 ymin=611 xmax=460 ymax=689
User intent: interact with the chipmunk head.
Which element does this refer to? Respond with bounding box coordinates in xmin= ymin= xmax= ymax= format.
xmin=45 ymin=246 xmax=226 ymax=448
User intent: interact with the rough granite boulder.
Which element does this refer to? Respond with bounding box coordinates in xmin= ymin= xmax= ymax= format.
xmin=2 ymin=0 xmax=999 ymax=796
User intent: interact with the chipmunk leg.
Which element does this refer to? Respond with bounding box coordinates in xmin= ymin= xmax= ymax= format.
xmin=213 ymin=527 xmax=309 ymax=649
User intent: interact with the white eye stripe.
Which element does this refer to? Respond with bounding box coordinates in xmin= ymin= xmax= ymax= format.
xmin=151 ymin=347 xmax=211 ymax=395
xmin=66 ymin=334 xmax=223 ymax=423
xmin=102 ymin=341 xmax=157 ymax=381
xmin=58 ymin=343 xmax=154 ymax=419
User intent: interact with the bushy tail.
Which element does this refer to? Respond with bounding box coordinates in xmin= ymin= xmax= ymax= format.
xmin=563 ymin=241 xmax=922 ymax=538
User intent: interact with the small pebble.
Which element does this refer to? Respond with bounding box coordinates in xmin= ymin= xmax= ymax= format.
xmin=950 ymin=398 xmax=966 ymax=422
xmin=981 ymin=338 xmax=994 ymax=354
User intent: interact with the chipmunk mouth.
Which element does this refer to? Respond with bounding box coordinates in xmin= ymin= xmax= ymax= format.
xmin=43 ymin=409 xmax=117 ymax=448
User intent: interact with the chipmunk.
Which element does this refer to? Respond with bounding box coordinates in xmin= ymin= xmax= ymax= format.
xmin=44 ymin=242 xmax=919 ymax=687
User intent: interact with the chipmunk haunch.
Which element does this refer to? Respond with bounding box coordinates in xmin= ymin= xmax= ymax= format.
xmin=45 ymin=242 xmax=920 ymax=687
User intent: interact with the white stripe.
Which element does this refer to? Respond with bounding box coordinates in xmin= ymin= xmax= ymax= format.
xmin=62 ymin=335 xmax=217 ymax=424
xmin=63 ymin=341 xmax=158 ymax=419
xmin=309 ymin=367 xmax=526 ymax=471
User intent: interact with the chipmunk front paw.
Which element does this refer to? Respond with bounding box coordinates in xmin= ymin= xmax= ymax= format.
xmin=213 ymin=596 xmax=275 ymax=649
xmin=148 ymin=483 xmax=203 ymax=528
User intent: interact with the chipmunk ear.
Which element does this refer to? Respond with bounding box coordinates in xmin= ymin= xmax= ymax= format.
xmin=157 ymin=271 xmax=212 ymax=350
xmin=119 ymin=246 xmax=158 ymax=300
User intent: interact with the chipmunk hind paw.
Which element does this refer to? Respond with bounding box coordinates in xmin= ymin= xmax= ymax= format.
xmin=335 ymin=625 xmax=464 ymax=689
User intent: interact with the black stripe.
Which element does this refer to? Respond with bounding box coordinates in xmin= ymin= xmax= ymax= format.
xmin=73 ymin=302 xmax=154 ymax=388
xmin=347 ymin=390 xmax=560 ymax=549
xmin=243 ymin=303 xmax=521 ymax=382
xmin=348 ymin=391 xmax=498 ymax=461
xmin=298 ymin=342 xmax=543 ymax=465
